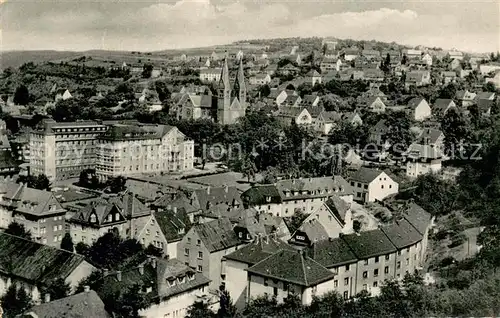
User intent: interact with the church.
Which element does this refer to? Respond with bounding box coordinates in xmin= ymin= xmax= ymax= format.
xmin=170 ymin=57 xmax=247 ymax=125
xmin=216 ymin=58 xmax=247 ymax=125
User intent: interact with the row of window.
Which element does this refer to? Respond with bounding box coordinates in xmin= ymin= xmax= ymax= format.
xmin=184 ymin=249 xmax=203 ymax=259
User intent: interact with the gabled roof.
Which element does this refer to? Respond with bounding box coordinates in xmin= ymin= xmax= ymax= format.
xmin=247 ymin=249 xmax=334 ymax=287
xmin=407 ymin=97 xmax=427 ymax=109
xmin=154 ymin=208 xmax=192 ymax=242
xmin=23 ymin=290 xmax=110 ymax=318
xmin=275 ymin=106 xmax=309 ymax=118
xmin=192 ymin=218 xmax=241 ymax=253
xmin=319 ymin=111 xmax=342 ymax=123
xmin=224 ymin=237 xmax=295 ymax=265
xmin=433 ymin=99 xmax=456 ymax=112
xmin=306 ymin=70 xmax=321 ymax=77
xmin=0 ymin=232 xmax=90 ymax=285
xmin=417 ymin=128 xmax=444 ymax=145
xmin=341 ymin=229 xmax=397 ymax=259
xmin=188 ymin=94 xmax=212 ymax=109
xmin=308 ymin=238 xmax=357 ymax=268
xmin=293 ymin=218 xmax=329 ymax=243
xmin=1 ymin=182 xmax=64 ymax=217
xmin=99 ymin=123 xmax=176 ymax=141
xmin=324 ymin=195 xmax=350 ymax=225
xmin=242 ymin=185 xmax=283 ymax=206
xmin=193 ymin=186 xmax=243 ymax=212
xmin=349 ymin=167 xmax=385 ymax=184
xmin=477 ymin=99 xmax=494 ymax=112
xmin=380 ymin=218 xmax=423 ymax=249
xmin=370 ymin=119 xmax=389 ymax=134
xmin=402 ymin=203 xmax=432 ymax=235
xmin=474 ymin=92 xmax=495 ymax=100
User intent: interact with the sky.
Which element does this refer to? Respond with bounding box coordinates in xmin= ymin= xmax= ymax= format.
xmin=0 ymin=0 xmax=499 ymax=53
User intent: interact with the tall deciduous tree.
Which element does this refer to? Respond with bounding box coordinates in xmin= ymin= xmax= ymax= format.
xmin=41 ymin=278 xmax=71 ymax=301
xmin=13 ymin=85 xmax=30 ymax=106
xmin=60 ymin=233 xmax=74 ymax=252
xmin=5 ymin=222 xmax=32 ymax=240
xmin=0 ymin=285 xmax=32 ymax=318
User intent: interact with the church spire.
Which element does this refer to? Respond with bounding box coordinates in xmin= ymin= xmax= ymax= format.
xmin=219 ymin=57 xmax=230 ymax=90
xmin=233 ymin=58 xmax=246 ymax=107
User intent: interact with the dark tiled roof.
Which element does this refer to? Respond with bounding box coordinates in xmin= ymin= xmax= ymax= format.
xmin=1 ymin=182 xmax=64 ymax=217
xmin=0 ymin=233 xmax=89 ymax=285
xmin=293 ymin=218 xmax=329 ymax=244
xmin=193 ymin=218 xmax=241 ymax=252
xmin=433 ymin=99 xmax=455 ymax=112
xmin=341 ymin=229 xmax=397 ymax=259
xmin=477 ymin=99 xmax=494 ymax=112
xmin=325 ymin=196 xmax=350 ymax=224
xmin=349 ymin=167 xmax=384 ymax=184
xmin=155 ymin=208 xmax=192 ymax=242
xmin=224 ymin=237 xmax=295 ymax=265
xmin=23 ymin=290 xmax=110 ymax=318
xmin=193 ymin=186 xmax=243 ymax=212
xmin=403 ymin=203 xmax=432 ymax=235
xmin=156 ymin=258 xmax=211 ymax=299
xmin=242 ymin=185 xmax=283 ymax=206
xmin=418 ymin=128 xmax=444 ymax=145
xmin=380 ymin=218 xmax=423 ymax=249
xmin=407 ymin=97 xmax=427 ymax=109
xmin=308 ymin=238 xmax=357 ymax=268
xmin=99 ymin=123 xmax=175 ymax=141
xmin=247 ymin=249 xmax=334 ymax=287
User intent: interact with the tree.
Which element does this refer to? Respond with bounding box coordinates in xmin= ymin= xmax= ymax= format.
xmin=0 ymin=285 xmax=32 ymax=318
xmin=142 ymin=64 xmax=154 ymax=78
xmin=105 ymin=176 xmax=126 ymax=193
xmin=17 ymin=174 xmax=51 ymax=190
xmin=309 ymin=291 xmax=344 ymax=318
xmin=483 ymin=82 xmax=497 ymax=93
xmin=155 ymin=80 xmax=171 ymax=102
xmin=41 ymin=278 xmax=71 ymax=301
xmin=145 ymin=244 xmax=163 ymax=257
xmin=79 ymin=168 xmax=100 ymax=189
xmin=218 ymin=289 xmax=237 ymax=317
xmin=5 ymin=222 xmax=32 ymax=240
xmin=440 ymin=108 xmax=470 ymax=159
xmin=13 ymin=85 xmax=30 ymax=106
xmin=60 ymin=233 xmax=74 ymax=252
xmin=186 ymin=300 xmax=214 ymax=318
xmin=75 ymin=270 xmax=104 ymax=294
xmin=114 ymin=284 xmax=150 ymax=318
xmin=75 ymin=241 xmax=90 ymax=256
xmin=286 ymin=208 xmax=308 ymax=234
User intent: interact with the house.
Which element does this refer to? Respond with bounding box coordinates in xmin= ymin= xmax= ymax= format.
xmin=477 ymin=99 xmax=494 ymax=117
xmin=0 ymin=182 xmax=66 ymax=247
xmin=364 ymin=96 xmax=386 ymax=113
xmin=199 ymin=68 xmax=222 ymax=82
xmin=349 ymin=167 xmax=399 ymax=202
xmin=362 ymin=50 xmax=381 ymax=60
xmin=190 ymin=186 xmax=243 ymax=214
xmin=231 ymin=208 xmax=291 ymax=243
xmin=274 ymin=107 xmax=313 ymax=126
xmin=441 ymin=71 xmax=457 ymax=84
xmin=98 ymin=257 xmax=213 ymax=318
xmin=172 ymin=93 xmax=213 ymax=121
xmin=305 ymin=70 xmax=322 ymax=86
xmin=407 ymin=97 xmax=432 ymax=121
xmin=291 ymin=196 xmax=352 ymax=243
xmin=449 ymin=59 xmax=462 ymax=71
xmin=320 ymin=58 xmax=342 ymax=73
xmin=20 ymin=289 xmax=111 ymax=318
xmin=280 ymin=63 xmax=300 ymax=76
xmin=249 ymin=73 xmax=271 ymax=85
xmin=343 ymin=48 xmax=360 ymax=61
xmin=448 ymin=50 xmax=464 ymax=60
xmin=432 ymin=99 xmax=457 ymax=116
xmin=315 ymin=111 xmax=342 ymax=135
xmin=154 ymin=206 xmax=192 ymax=259
xmin=281 ymin=95 xmax=302 ymax=108
xmin=340 ymin=229 xmax=398 ymax=296
xmin=68 ymin=192 xmax=152 ymax=245
xmin=362 ymin=69 xmax=384 ymax=83
xmin=0 ymin=232 xmax=95 ymax=302
xmin=299 ymin=94 xmax=320 ymax=107
xmin=455 ymin=90 xmax=477 ymax=107
xmin=176 ymin=217 xmax=243 ymax=291
xmin=269 ymin=89 xmax=296 ymax=106
xmin=421 ymin=53 xmax=433 ymax=66
xmin=405 ymin=71 xmax=431 ymax=87
xmin=368 ymin=119 xmax=390 ymax=147
xmin=417 ymin=128 xmax=445 ymax=151
xmin=479 ymin=63 xmax=500 ymax=75
xmin=54 ymin=89 xmax=72 ymax=102
xmin=405 ymin=144 xmax=443 ymax=177
xmin=474 ymin=91 xmax=496 ymax=101
xmin=246 ymin=249 xmax=335 ymax=305
xmin=404 ymin=49 xmax=422 ymax=59
xmin=485 ymin=70 xmax=500 ymax=88
xmin=242 ymin=176 xmax=352 ymax=217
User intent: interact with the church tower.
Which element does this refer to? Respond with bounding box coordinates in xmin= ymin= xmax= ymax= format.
xmin=216 ymin=58 xmax=231 ymax=124
xmin=233 ymin=58 xmax=246 ymax=108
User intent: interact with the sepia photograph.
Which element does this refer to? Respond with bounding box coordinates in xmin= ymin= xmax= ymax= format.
xmin=0 ymin=0 xmax=499 ymax=317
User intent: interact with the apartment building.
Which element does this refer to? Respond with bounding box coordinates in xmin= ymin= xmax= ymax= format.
xmin=95 ymin=123 xmax=194 ymax=181
xmin=0 ymin=182 xmax=66 ymax=247
xmin=29 ymin=119 xmax=107 ymax=181
xmin=241 ymin=176 xmax=353 ymax=217
xmin=349 ymin=167 xmax=399 ymax=203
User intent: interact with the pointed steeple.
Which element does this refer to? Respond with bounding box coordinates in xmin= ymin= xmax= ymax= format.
xmin=219 ymin=58 xmax=230 ymax=90
xmin=233 ymin=58 xmax=246 ymax=107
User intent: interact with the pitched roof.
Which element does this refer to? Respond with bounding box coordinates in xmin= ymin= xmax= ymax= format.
xmin=193 ymin=186 xmax=243 ymax=212
xmin=1 ymin=183 xmax=64 ymax=217
xmin=407 ymin=97 xmax=427 ymax=109
xmin=475 ymin=92 xmax=495 ymax=100
xmin=99 ymin=123 xmax=176 ymax=141
xmin=154 ymin=208 xmax=192 ymax=242
xmin=418 ymin=128 xmax=444 ymax=144
xmin=242 ymin=185 xmax=283 ymax=206
xmin=275 ymin=176 xmax=352 ymax=198
xmin=380 ymin=218 xmax=423 ymax=249
xmin=432 ymin=99 xmax=456 ymax=112
xmin=324 ymin=195 xmax=350 ymax=224
xmin=23 ymin=290 xmax=110 ymax=318
xmin=247 ymin=249 xmax=334 ymax=287
xmin=308 ymin=238 xmax=357 ymax=268
xmin=192 ymin=218 xmax=241 ymax=253
xmin=0 ymin=232 xmax=90 ymax=285
xmin=402 ymin=203 xmax=432 ymax=235
xmin=477 ymin=99 xmax=494 ymax=112
xmin=224 ymin=237 xmax=295 ymax=265
xmin=341 ymin=229 xmax=397 ymax=259
xmin=319 ymin=111 xmax=342 ymax=123
xmin=406 ymin=143 xmax=442 ymax=160
xmin=349 ymin=167 xmax=385 ymax=184
xmin=293 ymin=218 xmax=329 ymax=243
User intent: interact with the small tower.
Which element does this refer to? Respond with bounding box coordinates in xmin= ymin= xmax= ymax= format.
xmin=217 ymin=58 xmax=231 ymax=123
xmin=233 ymin=58 xmax=246 ymax=108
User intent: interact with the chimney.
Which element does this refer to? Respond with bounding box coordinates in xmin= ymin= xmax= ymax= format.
xmin=224 ymin=185 xmax=229 ymax=193
xmin=207 ymin=186 xmax=211 ymax=195
xmin=173 ymin=206 xmax=178 ymax=214
xmin=138 ymin=264 xmax=144 ymax=275
xmin=116 ymin=271 xmax=122 ymax=282
xmin=167 ymin=204 xmax=172 ymax=210
xmin=84 ymin=285 xmax=90 ymax=293
xmin=44 ymin=293 xmax=50 ymax=303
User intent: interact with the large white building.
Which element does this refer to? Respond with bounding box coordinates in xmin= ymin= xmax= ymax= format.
xmin=95 ymin=123 xmax=194 ymax=181
xmin=29 ymin=120 xmax=194 ymax=181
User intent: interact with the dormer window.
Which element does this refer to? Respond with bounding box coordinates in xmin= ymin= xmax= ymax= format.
xmin=187 ymin=272 xmax=195 ymax=280
xmin=178 ymin=276 xmax=185 ymax=284
xmin=49 ymin=205 xmax=56 ymax=211
xmin=168 ymin=278 xmax=176 ymax=287
xmin=90 ymin=214 xmax=97 ymax=223
xmin=115 ymin=213 xmax=120 ymax=221
xmin=107 ymin=215 xmax=113 ymax=222
xmin=266 ymin=196 xmax=271 ymax=203
xmin=178 ymin=228 xmax=185 ymax=235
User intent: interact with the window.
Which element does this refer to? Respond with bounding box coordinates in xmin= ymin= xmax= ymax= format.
xmin=373 ymin=281 xmax=378 ymax=287
xmin=381 ymin=185 xmax=384 ymax=189
xmin=273 ymin=287 xmax=278 ymax=296
xmin=406 ymin=247 xmax=410 ymax=253
xmin=344 ymin=278 xmax=349 ymax=286
xmin=364 ymin=184 xmax=368 ymax=189
xmin=53 ymin=225 xmax=58 ymax=231
xmin=198 ymin=252 xmax=203 ymax=259
xmin=332 ymin=267 xmax=338 ymax=274
xmin=385 ymin=254 xmax=390 ymax=261
xmin=238 ymin=232 xmax=243 ymax=238
xmin=397 ymin=261 xmax=401 ymax=269
xmin=364 ymin=259 xmax=369 ymax=265
xmin=374 ymin=269 xmax=379 ymax=277
xmin=384 ymin=266 xmax=389 ymax=274
xmin=156 ymin=231 xmax=159 ymax=237
xmin=184 ymin=248 xmax=189 ymax=256
xmin=375 ymin=256 xmax=379 ymax=263
xmin=363 ymin=271 xmax=368 ymax=279
xmin=345 ymin=264 xmax=350 ymax=271
xmin=197 ymin=239 xmax=201 ymax=246
xmin=264 ymin=279 xmax=269 ymax=287
xmin=398 ymin=250 xmax=401 ymax=256
xmin=406 ymin=258 xmax=409 ymax=265
xmin=334 ymin=280 xmax=338 ymax=288
xmin=197 ymin=265 xmax=202 ymax=272
xmin=343 ymin=291 xmax=348 ymax=300
xmin=187 ymin=237 xmax=191 ymax=243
